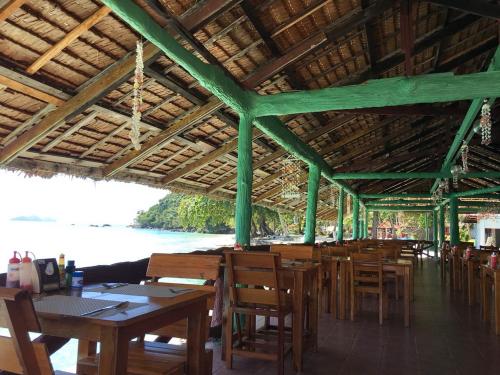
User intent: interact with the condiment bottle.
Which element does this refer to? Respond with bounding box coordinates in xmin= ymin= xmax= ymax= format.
xmin=20 ymin=251 xmax=33 ymax=293
xmin=6 ymin=251 xmax=21 ymax=288
xmin=65 ymin=260 xmax=76 ymax=288
xmin=58 ymin=253 xmax=65 ymax=287
xmin=491 ymin=252 xmax=497 ymax=269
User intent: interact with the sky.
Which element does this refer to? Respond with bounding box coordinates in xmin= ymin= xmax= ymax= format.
xmin=0 ymin=170 xmax=167 ymax=225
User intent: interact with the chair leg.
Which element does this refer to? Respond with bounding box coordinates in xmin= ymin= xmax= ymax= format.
xmin=226 ymin=310 xmax=233 ymax=369
xmin=379 ymin=292 xmax=384 ymax=325
xmin=350 ymin=286 xmax=355 ymax=321
xmin=383 ymin=292 xmax=389 ymax=320
xmin=395 ymin=276 xmax=399 ymax=300
xmin=278 ymin=314 xmax=285 ymax=375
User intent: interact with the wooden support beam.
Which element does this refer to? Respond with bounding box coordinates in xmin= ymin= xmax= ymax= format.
xmin=252 ymin=71 xmax=500 ymax=116
xmin=1 ymin=105 xmax=55 ymax=146
xmin=26 ymin=6 xmax=111 ymax=75
xmin=399 ymin=0 xmax=415 ymax=75
xmin=0 ymin=43 xmax=160 ymax=165
xmin=180 ymin=0 xmax=239 ymax=31
xmin=103 ymin=99 xmax=223 ymax=177
xmin=428 ymin=0 xmax=500 ymax=20
xmin=242 ymin=0 xmax=393 ymax=88
xmin=41 ymin=111 xmax=99 ymax=152
xmin=0 ymin=74 xmax=65 ymax=106
xmin=334 ymin=103 xmax=466 ymax=117
xmin=331 ymin=171 xmax=500 ymax=180
xmin=0 ymin=0 xmax=26 ymax=22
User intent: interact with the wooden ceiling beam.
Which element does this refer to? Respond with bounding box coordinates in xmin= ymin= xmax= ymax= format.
xmin=0 ymin=74 xmax=65 ymax=106
xmin=103 ymin=99 xmax=223 ymax=177
xmin=26 ymin=6 xmax=111 ymax=75
xmin=242 ymin=0 xmax=393 ymax=88
xmin=0 ymin=43 xmax=159 ymax=165
xmin=427 ymin=0 xmax=500 ymax=20
xmin=399 ymin=0 xmax=415 ymax=75
xmin=180 ymin=0 xmax=240 ymax=31
xmin=0 ymin=0 xmax=26 ymax=22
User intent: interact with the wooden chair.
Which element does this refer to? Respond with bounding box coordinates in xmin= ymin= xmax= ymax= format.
xmin=0 ymin=287 xmax=71 ymax=375
xmin=350 ymin=252 xmax=387 ymax=325
xmin=78 ymin=253 xmax=222 ymax=375
xmin=270 ymin=244 xmax=316 ymax=261
xmin=224 ymin=251 xmax=292 ymax=375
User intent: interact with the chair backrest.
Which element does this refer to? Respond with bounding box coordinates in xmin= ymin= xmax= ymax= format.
xmin=323 ymin=246 xmax=348 ymax=257
xmin=350 ymin=252 xmax=383 ymax=288
xmin=225 ymin=251 xmax=282 ymax=309
xmin=0 ymin=287 xmax=54 ymax=375
xmin=270 ymin=244 xmax=315 ymax=261
xmin=147 ymin=253 xmax=222 ymax=281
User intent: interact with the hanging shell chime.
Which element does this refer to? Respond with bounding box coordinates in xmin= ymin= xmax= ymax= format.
xmin=451 ymin=165 xmax=462 ymax=189
xmin=480 ymin=99 xmax=492 ymax=145
xmin=130 ymin=40 xmax=144 ymax=151
xmin=280 ymin=156 xmax=301 ymax=199
xmin=330 ymin=186 xmax=338 ymax=208
xmin=460 ymin=141 xmax=469 ymax=173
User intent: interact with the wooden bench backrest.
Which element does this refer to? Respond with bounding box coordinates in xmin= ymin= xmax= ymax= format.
xmin=0 ymin=287 xmax=54 ymax=375
xmin=225 ymin=251 xmax=282 ymax=308
xmin=270 ymin=244 xmax=315 ymax=261
xmin=147 ymin=253 xmax=222 ymax=281
xmin=323 ymin=246 xmax=348 ymax=257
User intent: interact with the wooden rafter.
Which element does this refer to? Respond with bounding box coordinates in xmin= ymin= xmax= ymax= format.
xmin=180 ymin=0 xmax=240 ymax=31
xmin=26 ymin=6 xmax=112 ymax=75
xmin=103 ymin=99 xmax=223 ymax=177
xmin=399 ymin=0 xmax=415 ymax=75
xmin=0 ymin=74 xmax=65 ymax=106
xmin=428 ymin=0 xmax=500 ymax=20
xmin=0 ymin=0 xmax=26 ymax=22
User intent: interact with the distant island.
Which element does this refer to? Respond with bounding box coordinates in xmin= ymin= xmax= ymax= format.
xmin=11 ymin=215 xmax=56 ymax=222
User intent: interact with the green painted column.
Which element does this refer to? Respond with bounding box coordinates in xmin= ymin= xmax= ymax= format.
xmin=235 ymin=114 xmax=254 ymax=248
xmin=433 ymin=209 xmax=438 ymax=257
xmin=304 ymin=164 xmax=321 ymax=244
xmin=449 ymin=197 xmax=459 ymax=246
xmin=352 ymin=196 xmax=360 ymax=240
xmin=438 ymin=205 xmax=445 ymax=248
xmin=337 ymin=188 xmax=345 ymax=241
xmin=424 ymin=213 xmax=429 ymax=240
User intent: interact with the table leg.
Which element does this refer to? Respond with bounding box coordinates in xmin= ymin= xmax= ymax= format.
xmin=330 ymin=260 xmax=338 ymax=318
xmin=467 ymin=262 xmax=474 ymax=306
xmin=339 ymin=262 xmax=347 ymax=320
xmin=221 ymin=266 xmax=229 ymax=361
xmin=310 ymin=269 xmax=319 ymax=352
xmin=481 ymin=268 xmax=489 ymax=322
xmin=187 ymin=300 xmax=208 ymax=375
xmin=404 ymin=266 xmax=410 ymax=328
xmin=98 ymin=326 xmax=129 ymax=375
xmin=293 ymin=271 xmax=304 ymax=372
xmin=494 ymin=272 xmax=500 ymax=335
xmin=317 ymin=264 xmax=323 ymax=314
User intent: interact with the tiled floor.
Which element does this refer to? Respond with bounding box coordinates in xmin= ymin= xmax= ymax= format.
xmin=212 ymin=259 xmax=500 ymax=375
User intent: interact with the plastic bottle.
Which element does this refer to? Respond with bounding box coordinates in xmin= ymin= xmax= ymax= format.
xmin=491 ymin=252 xmax=497 ymax=269
xmin=65 ymin=260 xmax=76 ymax=288
xmin=20 ymin=251 xmax=33 ymax=293
xmin=6 ymin=251 xmax=22 ymax=288
xmin=58 ymin=253 xmax=65 ymax=287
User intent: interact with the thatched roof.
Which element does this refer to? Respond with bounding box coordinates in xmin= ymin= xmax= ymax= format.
xmin=0 ymin=0 xmax=499 ymax=219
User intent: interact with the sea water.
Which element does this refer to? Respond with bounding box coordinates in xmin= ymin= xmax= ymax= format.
xmin=0 ymin=220 xmax=234 ymax=267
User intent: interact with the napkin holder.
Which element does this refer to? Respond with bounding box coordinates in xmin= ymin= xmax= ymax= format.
xmin=32 ymin=258 xmax=60 ymax=294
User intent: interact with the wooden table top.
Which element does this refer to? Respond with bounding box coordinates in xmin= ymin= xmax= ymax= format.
xmin=34 ymin=287 xmax=213 ymax=327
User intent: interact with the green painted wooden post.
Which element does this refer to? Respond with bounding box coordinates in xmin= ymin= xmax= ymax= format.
xmin=433 ymin=209 xmax=438 ymax=257
xmin=304 ymin=164 xmax=321 ymax=244
xmin=352 ymin=196 xmax=360 ymax=240
xmin=424 ymin=213 xmax=429 ymax=240
xmin=337 ymin=188 xmax=345 ymax=241
xmin=235 ymin=114 xmax=254 ymax=248
xmin=449 ymin=197 xmax=459 ymax=246
xmin=438 ymin=205 xmax=445 ymax=249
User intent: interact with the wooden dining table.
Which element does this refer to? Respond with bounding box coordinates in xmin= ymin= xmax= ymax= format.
xmin=480 ymin=265 xmax=500 ymax=335
xmin=221 ymin=261 xmax=319 ymax=372
xmin=34 ymin=287 xmax=213 ymax=374
xmin=322 ymin=256 xmax=413 ymax=327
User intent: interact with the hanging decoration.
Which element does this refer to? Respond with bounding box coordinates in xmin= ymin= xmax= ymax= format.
xmin=444 ymin=178 xmax=449 ymax=193
xmin=480 ymin=99 xmax=492 ymax=145
xmin=130 ymin=40 xmax=144 ymax=151
xmin=451 ymin=165 xmax=462 ymax=189
xmin=330 ymin=186 xmax=338 ymax=208
xmin=347 ymin=194 xmax=351 ymax=215
xmin=280 ymin=155 xmax=301 ymax=199
xmin=460 ymin=141 xmax=469 ymax=173
xmin=432 ymin=190 xmax=439 ymax=205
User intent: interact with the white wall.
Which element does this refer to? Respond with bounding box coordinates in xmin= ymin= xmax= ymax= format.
xmin=474 ymin=215 xmax=500 ymax=248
